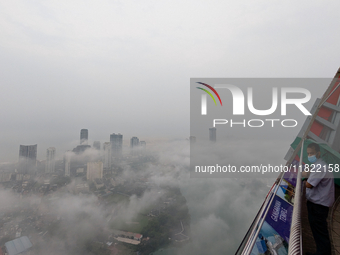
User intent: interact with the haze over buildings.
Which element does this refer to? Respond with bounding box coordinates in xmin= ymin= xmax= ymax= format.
xmin=93 ymin=141 xmax=100 ymax=150
xmin=45 ymin=147 xmax=56 ymax=174
xmin=80 ymin=129 xmax=88 ymax=145
xmin=103 ymin=142 xmax=112 ymax=170
xmin=64 ymin=152 xmax=71 ymax=177
xmin=130 ymin=137 xmax=139 ymax=149
xmin=140 ymin=141 xmax=146 ymax=149
xmin=86 ymin=161 xmax=103 ymax=181
xmin=110 ymin=133 xmax=123 ymax=158
xmin=19 ymin=145 xmax=37 ymax=161
xmin=18 ymin=145 xmax=37 ymax=174
xmin=7 ymin=128 xmax=150 ymax=181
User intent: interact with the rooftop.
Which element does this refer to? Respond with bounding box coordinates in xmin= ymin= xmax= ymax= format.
xmin=5 ymin=236 xmax=32 ymax=255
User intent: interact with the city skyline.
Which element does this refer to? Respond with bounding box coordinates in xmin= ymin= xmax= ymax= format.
xmin=3 ymin=129 xmax=151 ymax=163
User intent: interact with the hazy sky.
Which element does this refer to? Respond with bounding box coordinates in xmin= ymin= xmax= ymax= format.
xmin=1 ymin=0 xmax=340 ymax=162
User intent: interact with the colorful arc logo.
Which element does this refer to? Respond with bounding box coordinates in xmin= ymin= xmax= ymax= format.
xmin=196 ymin=82 xmax=223 ymax=106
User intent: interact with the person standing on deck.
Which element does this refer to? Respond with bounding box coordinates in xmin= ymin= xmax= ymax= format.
xmin=303 ymin=143 xmax=335 ymax=255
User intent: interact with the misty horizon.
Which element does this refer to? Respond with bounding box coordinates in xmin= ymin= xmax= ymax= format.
xmin=0 ymin=129 xmax=188 ymax=163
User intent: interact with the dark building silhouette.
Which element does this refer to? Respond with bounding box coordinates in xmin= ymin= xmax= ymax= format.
xmin=72 ymin=145 xmax=91 ymax=154
xmin=18 ymin=145 xmax=37 ymax=174
xmin=130 ymin=137 xmax=139 ymax=148
xmin=130 ymin=137 xmax=140 ymax=156
xmin=110 ymin=133 xmax=123 ymax=157
xmin=80 ymin=129 xmax=88 ymax=145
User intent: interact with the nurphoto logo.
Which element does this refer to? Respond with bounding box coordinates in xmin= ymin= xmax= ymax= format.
xmin=197 ymin=82 xmax=312 ymax=128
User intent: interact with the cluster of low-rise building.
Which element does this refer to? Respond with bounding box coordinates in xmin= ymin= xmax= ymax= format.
xmin=111 ymin=230 xmax=143 ymax=245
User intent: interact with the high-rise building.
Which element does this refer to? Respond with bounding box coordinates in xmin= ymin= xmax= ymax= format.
xmin=87 ymin=161 xmax=103 ymax=181
xmin=103 ymin=142 xmax=112 ymax=169
xmin=45 ymin=147 xmax=56 ymax=174
xmin=19 ymin=145 xmax=37 ymax=160
xmin=209 ymin=128 xmax=216 ymax=142
xmin=18 ymin=145 xmax=37 ymax=174
xmin=130 ymin=137 xmax=140 ymax=156
xmin=130 ymin=137 xmax=139 ymax=148
xmin=139 ymin=141 xmax=146 ymax=155
xmin=64 ymin=151 xmax=71 ymax=177
xmin=110 ymin=133 xmax=123 ymax=157
xmin=80 ymin=129 xmax=88 ymax=145
xmin=93 ymin=141 xmax=101 ymax=150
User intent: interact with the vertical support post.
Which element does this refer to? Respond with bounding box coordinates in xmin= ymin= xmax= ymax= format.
xmin=288 ymin=138 xmax=304 ymax=255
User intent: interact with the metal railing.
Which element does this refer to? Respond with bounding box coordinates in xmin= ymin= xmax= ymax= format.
xmin=287 ymin=138 xmax=304 ymax=255
xmin=239 ymin=174 xmax=284 ymax=255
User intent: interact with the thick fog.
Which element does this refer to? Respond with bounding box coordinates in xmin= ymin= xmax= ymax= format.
xmin=0 ymin=138 xmax=278 ymax=254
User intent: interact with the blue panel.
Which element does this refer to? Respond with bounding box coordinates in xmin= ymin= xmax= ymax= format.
xmin=256 ymin=240 xmax=267 ymax=253
xmin=265 ymin=196 xmax=293 ymax=243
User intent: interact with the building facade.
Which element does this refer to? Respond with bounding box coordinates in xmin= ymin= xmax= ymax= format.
xmin=130 ymin=137 xmax=139 ymax=148
xmin=18 ymin=145 xmax=37 ymax=174
xmin=80 ymin=129 xmax=88 ymax=145
xmin=45 ymin=147 xmax=56 ymax=173
xmin=64 ymin=151 xmax=71 ymax=177
xmin=87 ymin=161 xmax=103 ymax=181
xmin=130 ymin=137 xmax=140 ymax=156
xmin=103 ymin=142 xmax=112 ymax=169
xmin=110 ymin=133 xmax=123 ymax=157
